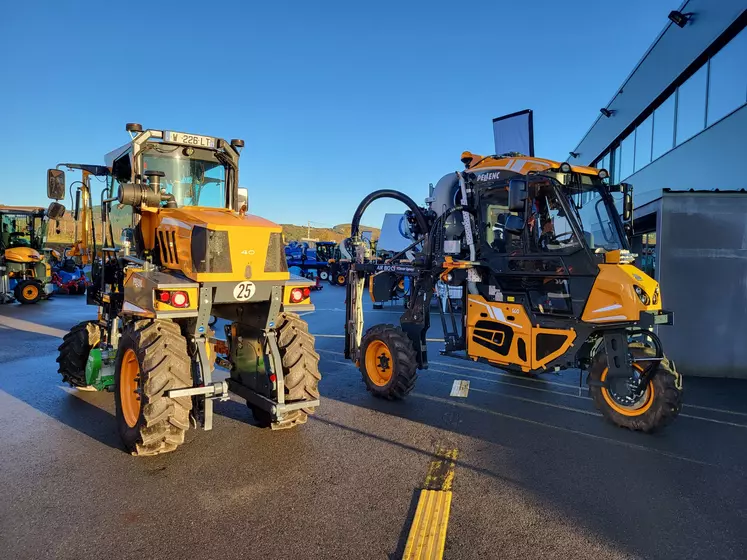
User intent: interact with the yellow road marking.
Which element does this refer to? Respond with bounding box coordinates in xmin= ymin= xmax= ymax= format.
xmin=403 ymin=446 xmax=458 ymax=560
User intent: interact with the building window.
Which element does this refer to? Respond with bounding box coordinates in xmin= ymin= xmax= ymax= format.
xmin=619 ymin=132 xmax=635 ymax=180
xmin=676 ymin=65 xmax=707 ymax=145
xmin=634 ymin=114 xmax=653 ymax=172
xmin=612 ymin=144 xmax=621 ymax=183
xmin=652 ymin=92 xmax=675 ymax=160
xmin=707 ymin=27 xmax=747 ymax=127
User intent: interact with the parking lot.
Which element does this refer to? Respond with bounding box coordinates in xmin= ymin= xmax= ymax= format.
xmin=1 ymin=287 xmax=746 ymax=560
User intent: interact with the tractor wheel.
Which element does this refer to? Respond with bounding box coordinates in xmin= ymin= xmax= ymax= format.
xmin=335 ymin=273 xmax=347 ymax=286
xmin=14 ymin=279 xmax=42 ymax=304
xmin=589 ymin=344 xmax=683 ymax=432
xmin=57 ymin=320 xmax=101 ymax=390
xmin=319 ymin=269 xmax=330 ymax=282
xmin=359 ymin=324 xmax=418 ymax=399
xmin=251 ymin=312 xmax=321 ymax=429
xmin=114 ymin=320 xmax=192 ymax=456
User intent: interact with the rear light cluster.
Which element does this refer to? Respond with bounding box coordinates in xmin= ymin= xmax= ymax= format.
xmin=155 ymin=289 xmax=190 ymax=308
xmin=289 ymin=287 xmax=311 ymax=303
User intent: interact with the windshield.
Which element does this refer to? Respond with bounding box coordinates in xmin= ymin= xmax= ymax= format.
xmin=566 ymin=178 xmax=625 ymax=252
xmin=142 ymin=144 xmax=227 ymax=208
xmin=0 ymin=214 xmax=45 ymax=250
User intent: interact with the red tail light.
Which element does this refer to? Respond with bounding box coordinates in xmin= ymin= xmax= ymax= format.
xmin=289 ymin=287 xmax=310 ymax=303
xmin=155 ymin=290 xmax=190 ymax=308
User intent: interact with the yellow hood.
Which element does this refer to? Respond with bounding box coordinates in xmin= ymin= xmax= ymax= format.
xmin=4 ymin=247 xmax=43 ymax=263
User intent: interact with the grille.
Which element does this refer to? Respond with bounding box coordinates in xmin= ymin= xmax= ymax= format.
xmin=265 ymin=233 xmax=288 ymax=272
xmin=158 ymin=229 xmax=179 ymax=265
xmin=191 ymin=227 xmax=232 ymax=273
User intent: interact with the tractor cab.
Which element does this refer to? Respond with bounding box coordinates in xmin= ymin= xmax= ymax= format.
xmin=0 ymin=203 xmax=65 ymax=304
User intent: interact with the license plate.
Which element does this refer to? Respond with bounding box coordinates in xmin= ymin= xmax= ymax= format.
xmin=164 ymin=131 xmax=216 ymax=148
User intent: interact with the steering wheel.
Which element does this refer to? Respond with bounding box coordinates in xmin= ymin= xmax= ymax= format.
xmin=8 ymin=232 xmax=30 ymax=247
xmin=539 ymin=231 xmax=575 ymax=250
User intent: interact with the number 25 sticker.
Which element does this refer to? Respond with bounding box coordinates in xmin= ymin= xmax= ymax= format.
xmin=233 ymin=281 xmax=256 ymax=301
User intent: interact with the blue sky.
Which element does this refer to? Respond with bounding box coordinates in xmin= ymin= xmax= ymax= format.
xmin=0 ymin=0 xmax=677 ymax=228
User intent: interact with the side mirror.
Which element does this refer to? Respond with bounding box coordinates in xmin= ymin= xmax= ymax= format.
xmin=47 ymin=169 xmax=66 ymax=200
xmin=46 ymin=202 xmax=66 ymax=220
xmin=504 ymin=214 xmax=525 ymax=235
xmin=622 ymin=190 xmax=633 ymax=222
xmin=508 ymin=178 xmax=527 ymax=212
xmin=237 ymin=187 xmax=249 ymax=213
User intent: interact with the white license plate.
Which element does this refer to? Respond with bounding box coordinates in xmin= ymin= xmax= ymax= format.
xmin=164 ymin=131 xmax=216 ymax=148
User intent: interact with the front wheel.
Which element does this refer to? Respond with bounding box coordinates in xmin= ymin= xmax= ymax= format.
xmin=359 ymin=324 xmax=418 ymax=399
xmin=319 ymin=269 xmax=330 ymax=282
xmin=14 ymin=279 xmax=43 ymax=304
xmin=589 ymin=344 xmax=683 ymax=432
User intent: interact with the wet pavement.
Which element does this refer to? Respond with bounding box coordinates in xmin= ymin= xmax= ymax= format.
xmin=1 ymin=287 xmax=746 ymax=559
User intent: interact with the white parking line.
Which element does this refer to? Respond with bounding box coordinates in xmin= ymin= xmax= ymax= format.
xmin=0 ymin=316 xmax=68 ymax=339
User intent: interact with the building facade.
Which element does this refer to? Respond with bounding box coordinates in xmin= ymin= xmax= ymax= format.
xmin=569 ymin=0 xmax=747 ymax=378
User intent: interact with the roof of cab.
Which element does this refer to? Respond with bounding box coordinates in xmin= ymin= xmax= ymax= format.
xmin=461 ymin=151 xmax=602 ymax=177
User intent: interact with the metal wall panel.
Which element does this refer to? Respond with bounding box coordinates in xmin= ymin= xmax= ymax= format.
xmin=658 ymin=192 xmax=747 ymax=378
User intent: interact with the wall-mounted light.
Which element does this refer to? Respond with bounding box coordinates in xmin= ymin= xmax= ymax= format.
xmin=569 ymin=151 xmax=579 ymax=158
xmin=600 ymin=108 xmax=615 ymax=118
xmin=668 ymin=10 xmax=693 ymax=28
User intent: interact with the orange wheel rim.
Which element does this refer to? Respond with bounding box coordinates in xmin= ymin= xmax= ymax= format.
xmin=398 ymin=279 xmax=405 ymax=290
xmin=601 ymin=363 xmax=655 ymax=417
xmin=120 ymin=348 xmax=142 ymax=427
xmin=365 ymin=340 xmax=393 ymax=387
xmin=338 ymin=275 xmax=345 ymax=284
xmin=23 ymin=285 xmax=38 ymax=299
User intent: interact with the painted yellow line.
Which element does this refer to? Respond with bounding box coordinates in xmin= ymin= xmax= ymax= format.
xmin=403 ymin=446 xmax=458 ymax=560
xmin=403 ymin=490 xmax=452 ymax=560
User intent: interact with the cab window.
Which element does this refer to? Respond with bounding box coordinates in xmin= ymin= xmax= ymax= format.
xmin=527 ymin=184 xmax=581 ymax=253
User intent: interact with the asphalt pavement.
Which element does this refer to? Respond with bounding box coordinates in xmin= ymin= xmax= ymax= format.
xmin=0 ymin=287 xmax=746 ymax=560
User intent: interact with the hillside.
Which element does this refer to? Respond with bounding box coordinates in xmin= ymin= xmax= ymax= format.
xmin=43 ymin=213 xmax=379 ymax=245
xmin=281 ymin=223 xmax=380 ymax=243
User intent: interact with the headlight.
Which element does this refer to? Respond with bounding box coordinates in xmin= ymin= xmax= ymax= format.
xmin=634 ymin=285 xmax=650 ymax=305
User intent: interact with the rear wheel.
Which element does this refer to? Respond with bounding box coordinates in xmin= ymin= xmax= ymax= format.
xmin=589 ymin=344 xmax=683 ymax=432
xmin=335 ymin=273 xmax=347 ymax=286
xmin=248 ymin=313 xmax=321 ymax=429
xmin=115 ymin=320 xmax=192 ymax=456
xmin=15 ymin=279 xmax=42 ymax=304
xmin=57 ymin=320 xmax=100 ymax=390
xmin=360 ymin=324 xmax=418 ymax=399
xmin=319 ymin=269 xmax=330 ymax=282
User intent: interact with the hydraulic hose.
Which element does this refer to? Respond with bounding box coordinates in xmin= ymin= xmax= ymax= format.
xmin=350 ymin=190 xmax=429 ymax=245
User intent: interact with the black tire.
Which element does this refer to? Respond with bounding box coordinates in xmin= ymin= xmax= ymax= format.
xmin=14 ymin=279 xmax=42 ymax=304
xmin=319 ymin=269 xmax=330 ymax=282
xmin=335 ymin=272 xmax=347 ymax=286
xmin=57 ymin=320 xmax=101 ymax=389
xmin=264 ymin=312 xmax=321 ymax=429
xmin=359 ymin=324 xmax=418 ymax=400
xmin=114 ymin=320 xmax=192 ymax=456
xmin=589 ymin=344 xmax=683 ymax=432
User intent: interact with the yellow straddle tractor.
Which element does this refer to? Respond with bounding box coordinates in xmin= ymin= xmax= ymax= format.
xmin=0 ymin=203 xmax=65 ymax=304
xmin=50 ymin=124 xmax=321 ymax=456
xmin=345 ymin=152 xmax=683 ymax=432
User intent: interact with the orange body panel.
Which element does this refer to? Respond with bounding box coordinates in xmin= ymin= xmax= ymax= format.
xmin=466 ymin=295 xmax=533 ymax=372
xmin=581 ymin=264 xmax=661 ymax=324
